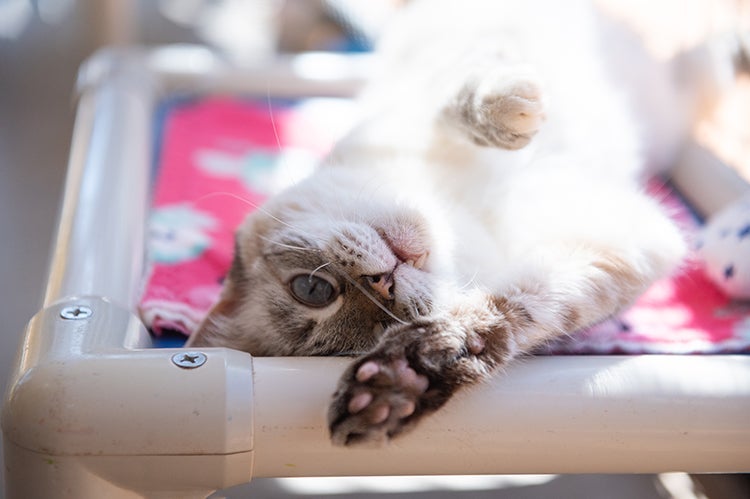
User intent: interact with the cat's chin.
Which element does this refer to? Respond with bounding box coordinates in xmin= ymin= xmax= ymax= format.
xmin=391 ymin=262 xmax=437 ymax=319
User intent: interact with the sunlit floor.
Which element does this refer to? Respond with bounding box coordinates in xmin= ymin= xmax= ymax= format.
xmin=0 ymin=2 xmax=747 ymax=498
xmin=212 ymin=474 xmax=678 ymax=498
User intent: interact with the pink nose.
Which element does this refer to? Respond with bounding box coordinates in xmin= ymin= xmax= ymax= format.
xmin=366 ymin=273 xmax=394 ymax=300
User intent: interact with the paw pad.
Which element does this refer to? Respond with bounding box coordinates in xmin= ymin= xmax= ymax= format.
xmin=329 ymin=356 xmax=430 ymax=446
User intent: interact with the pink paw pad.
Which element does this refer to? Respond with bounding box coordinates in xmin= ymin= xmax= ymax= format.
xmin=395 ymin=399 xmax=416 ymax=418
xmin=467 ymin=335 xmax=486 ymax=355
xmin=347 ymin=358 xmax=429 ymax=421
xmin=370 ymin=404 xmax=390 ymax=424
xmin=347 ymin=392 xmax=373 ymax=414
xmin=393 ymin=358 xmax=429 ymax=393
xmin=355 ymin=361 xmax=380 ymax=382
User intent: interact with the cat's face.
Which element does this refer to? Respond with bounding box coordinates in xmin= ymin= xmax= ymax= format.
xmin=188 ymin=174 xmax=440 ymax=355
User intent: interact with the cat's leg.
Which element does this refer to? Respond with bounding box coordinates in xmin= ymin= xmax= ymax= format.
xmin=328 ymin=248 xmax=669 ymax=446
xmin=328 ymin=294 xmax=514 ymax=446
xmin=324 ymin=63 xmax=546 ymax=168
xmin=440 ymin=67 xmax=546 ymax=150
xmin=328 ymin=187 xmax=685 ymax=446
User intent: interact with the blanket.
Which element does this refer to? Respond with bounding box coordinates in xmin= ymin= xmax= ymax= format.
xmin=139 ymin=96 xmax=750 ymax=354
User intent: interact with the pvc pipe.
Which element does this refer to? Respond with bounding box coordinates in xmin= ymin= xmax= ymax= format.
xmin=671 ymin=138 xmax=750 ymax=217
xmin=4 ymin=47 xmax=750 ymax=498
xmin=251 ymin=355 xmax=750 ymax=476
xmin=3 ymin=298 xmax=255 ymax=498
xmin=43 ymin=52 xmax=155 ymax=311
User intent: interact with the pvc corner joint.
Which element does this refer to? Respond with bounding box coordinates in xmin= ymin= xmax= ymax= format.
xmin=2 ymin=297 xmax=255 ymax=492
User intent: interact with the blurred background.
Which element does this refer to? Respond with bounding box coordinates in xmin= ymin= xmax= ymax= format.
xmin=0 ymin=0 xmax=748 ymax=497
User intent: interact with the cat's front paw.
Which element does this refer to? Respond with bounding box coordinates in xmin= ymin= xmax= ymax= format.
xmin=328 ymin=320 xmax=486 ymax=446
xmin=328 ymin=355 xmax=429 ymax=446
xmin=448 ymin=70 xmax=546 ymax=150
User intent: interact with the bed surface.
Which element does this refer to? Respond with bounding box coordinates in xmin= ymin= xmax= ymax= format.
xmin=140 ymin=95 xmax=750 ymax=355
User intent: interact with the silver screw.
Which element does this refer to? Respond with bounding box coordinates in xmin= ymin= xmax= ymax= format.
xmin=171 ymin=351 xmax=207 ymax=369
xmin=60 ymin=305 xmax=93 ymax=320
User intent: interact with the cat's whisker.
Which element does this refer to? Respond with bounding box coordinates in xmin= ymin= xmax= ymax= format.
xmin=259 ymin=235 xmax=322 ymax=253
xmin=458 ymin=269 xmax=479 ymax=291
xmin=193 ymin=191 xmax=261 ymax=209
xmin=194 ymin=191 xmax=312 ymax=236
xmin=351 ymin=173 xmax=388 ymax=224
xmin=266 ymin=84 xmax=284 ymax=154
xmin=263 ymin=214 xmax=327 ymax=242
xmin=331 ymin=266 xmax=409 ymax=325
xmin=265 ymin=83 xmax=306 ymax=191
xmin=309 ymin=261 xmax=333 ymax=280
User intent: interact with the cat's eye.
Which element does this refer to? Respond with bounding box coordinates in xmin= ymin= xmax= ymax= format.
xmin=289 ymin=274 xmax=339 ymax=308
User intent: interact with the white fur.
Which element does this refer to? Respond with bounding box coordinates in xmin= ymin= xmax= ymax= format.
xmin=318 ymin=0 xmax=687 ymax=322
xmin=191 ymin=0 xmax=690 ymax=360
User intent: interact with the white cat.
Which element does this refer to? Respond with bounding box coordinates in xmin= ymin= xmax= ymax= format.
xmin=187 ymin=0 xmax=689 ymax=445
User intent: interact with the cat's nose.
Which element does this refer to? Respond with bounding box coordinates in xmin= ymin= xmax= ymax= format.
xmin=365 ymin=273 xmax=394 ymax=300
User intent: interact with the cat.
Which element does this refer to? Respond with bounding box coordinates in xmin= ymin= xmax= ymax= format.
xmin=186 ymin=0 xmax=691 ymax=446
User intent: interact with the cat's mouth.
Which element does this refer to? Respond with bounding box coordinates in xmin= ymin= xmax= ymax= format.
xmin=386 ymin=245 xmax=429 ymax=271
xmin=400 ymin=251 xmax=428 ymax=270
xmin=375 ymin=226 xmax=430 ymax=272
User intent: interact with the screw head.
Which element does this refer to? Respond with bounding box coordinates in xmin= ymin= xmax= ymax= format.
xmin=171 ymin=351 xmax=207 ymax=369
xmin=60 ymin=305 xmax=93 ymax=320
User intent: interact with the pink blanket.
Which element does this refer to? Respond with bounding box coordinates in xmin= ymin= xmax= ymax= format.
xmin=139 ymin=97 xmax=750 ymax=354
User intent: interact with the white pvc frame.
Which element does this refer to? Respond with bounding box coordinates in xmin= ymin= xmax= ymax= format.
xmin=3 ymin=46 xmax=749 ymax=499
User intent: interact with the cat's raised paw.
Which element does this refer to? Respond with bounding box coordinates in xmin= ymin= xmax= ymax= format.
xmin=448 ymin=70 xmax=546 ymax=150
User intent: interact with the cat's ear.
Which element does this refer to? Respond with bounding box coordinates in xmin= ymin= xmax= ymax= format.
xmin=185 ymin=247 xmax=246 ymax=348
xmin=185 ymin=211 xmax=270 ymax=348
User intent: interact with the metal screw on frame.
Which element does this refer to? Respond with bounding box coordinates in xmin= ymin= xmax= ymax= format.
xmin=60 ymin=305 xmax=93 ymax=320
xmin=171 ymin=352 xmax=207 ymax=369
